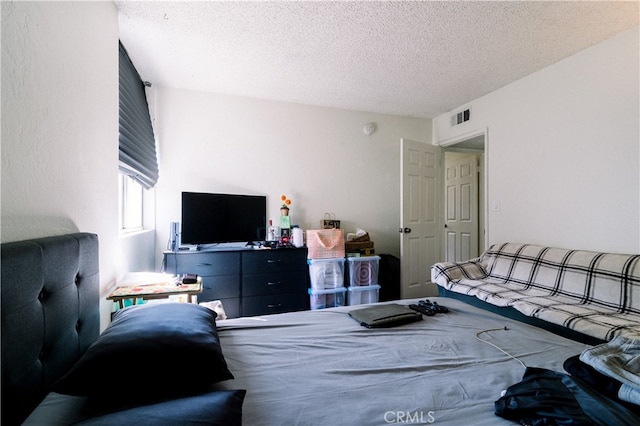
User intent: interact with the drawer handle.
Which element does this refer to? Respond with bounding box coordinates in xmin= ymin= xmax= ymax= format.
xmin=267 ymin=281 xmax=282 ymax=286
xmin=196 ymin=263 xmax=212 ymax=267
xmin=267 ymin=259 xmax=281 ymax=264
xmin=267 ymin=303 xmax=282 ymax=309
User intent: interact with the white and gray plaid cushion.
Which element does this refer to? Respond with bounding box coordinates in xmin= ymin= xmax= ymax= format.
xmin=431 ymin=243 xmax=640 ymax=341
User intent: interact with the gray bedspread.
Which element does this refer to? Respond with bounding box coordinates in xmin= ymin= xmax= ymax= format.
xmin=26 ymin=298 xmax=592 ymax=425
xmin=212 ymin=298 xmax=590 ymax=425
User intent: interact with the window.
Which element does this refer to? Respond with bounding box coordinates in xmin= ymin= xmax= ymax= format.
xmin=119 ymin=173 xmax=144 ymax=231
xmin=118 ymin=41 xmax=158 ymax=189
xmin=118 ymin=41 xmax=158 ymax=233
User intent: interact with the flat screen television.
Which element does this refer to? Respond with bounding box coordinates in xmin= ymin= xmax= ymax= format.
xmin=181 ymin=192 xmax=266 ymax=246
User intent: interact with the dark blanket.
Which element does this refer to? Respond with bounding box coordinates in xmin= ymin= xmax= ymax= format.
xmin=495 ymin=367 xmax=640 ymax=425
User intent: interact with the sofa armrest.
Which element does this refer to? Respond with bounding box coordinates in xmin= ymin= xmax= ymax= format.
xmin=431 ymin=260 xmax=488 ymax=287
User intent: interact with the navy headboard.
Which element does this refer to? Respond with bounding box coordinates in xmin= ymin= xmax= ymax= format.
xmin=1 ymin=233 xmax=100 ymax=425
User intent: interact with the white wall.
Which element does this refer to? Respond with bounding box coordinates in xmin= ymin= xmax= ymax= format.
xmin=433 ymin=26 xmax=640 ymax=254
xmin=1 ymin=1 xmax=120 ymax=330
xmin=154 ymin=88 xmax=431 ymax=266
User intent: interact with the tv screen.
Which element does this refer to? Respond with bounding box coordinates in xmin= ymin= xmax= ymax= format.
xmin=181 ymin=192 xmax=266 ymax=245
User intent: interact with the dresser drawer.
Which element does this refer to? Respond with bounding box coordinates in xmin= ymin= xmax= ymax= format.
xmin=242 ymin=249 xmax=306 ymax=274
xmin=163 ymin=247 xmax=307 ymax=320
xmin=168 ymin=252 xmax=240 ymax=276
xmin=242 ymin=270 xmax=306 ymax=297
xmin=242 ymin=292 xmax=307 ymax=316
xmin=200 ymin=274 xmax=240 ymax=300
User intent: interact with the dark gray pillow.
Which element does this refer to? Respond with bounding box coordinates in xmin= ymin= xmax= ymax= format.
xmin=76 ymin=390 xmax=245 ymax=426
xmin=53 ymin=303 xmax=233 ymax=399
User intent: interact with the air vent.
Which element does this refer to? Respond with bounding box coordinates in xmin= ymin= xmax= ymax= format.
xmin=450 ymin=108 xmax=471 ymax=127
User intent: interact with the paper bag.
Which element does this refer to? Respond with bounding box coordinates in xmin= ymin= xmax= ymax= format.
xmin=306 ymin=229 xmax=345 ymax=259
xmin=321 ymin=212 xmax=341 ymax=229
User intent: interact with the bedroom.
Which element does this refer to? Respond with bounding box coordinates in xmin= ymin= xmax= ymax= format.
xmin=1 ymin=1 xmax=639 ymax=425
xmin=2 ymin=1 xmax=638 ymax=327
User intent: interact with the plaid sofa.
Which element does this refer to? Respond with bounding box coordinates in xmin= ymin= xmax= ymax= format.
xmin=431 ymin=243 xmax=640 ymax=341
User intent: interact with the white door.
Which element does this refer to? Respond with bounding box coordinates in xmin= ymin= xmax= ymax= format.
xmin=444 ymin=153 xmax=479 ymax=262
xmin=400 ymin=139 xmax=441 ymax=299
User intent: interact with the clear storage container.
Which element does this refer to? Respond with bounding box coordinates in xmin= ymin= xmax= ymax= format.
xmin=347 ymin=256 xmax=380 ymax=286
xmin=308 ymin=287 xmax=347 ymax=310
xmin=308 ymin=258 xmax=345 ymax=289
xmin=347 ymin=284 xmax=381 ymax=306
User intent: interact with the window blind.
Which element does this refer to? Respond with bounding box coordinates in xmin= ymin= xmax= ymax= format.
xmin=119 ymin=42 xmax=159 ymax=189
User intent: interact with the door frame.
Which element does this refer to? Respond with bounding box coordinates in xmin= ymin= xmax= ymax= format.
xmin=438 ymin=127 xmax=489 ymax=256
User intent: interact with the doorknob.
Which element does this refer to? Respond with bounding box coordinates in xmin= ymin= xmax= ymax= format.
xmin=402 ymin=227 xmax=411 ymax=233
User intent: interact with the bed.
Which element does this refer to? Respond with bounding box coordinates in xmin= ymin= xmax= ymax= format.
xmin=2 ymin=234 xmax=639 ymax=425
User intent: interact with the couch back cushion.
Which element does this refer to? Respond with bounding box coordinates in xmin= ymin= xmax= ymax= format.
xmin=483 ymin=243 xmax=640 ymax=312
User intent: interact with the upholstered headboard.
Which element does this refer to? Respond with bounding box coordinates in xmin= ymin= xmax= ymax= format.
xmin=1 ymin=233 xmax=100 ymax=425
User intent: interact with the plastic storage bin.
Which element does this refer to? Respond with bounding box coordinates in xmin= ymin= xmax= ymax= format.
xmin=347 ymin=256 xmax=380 ymax=287
xmin=308 ymin=287 xmax=346 ymax=310
xmin=308 ymin=258 xmax=345 ymax=289
xmin=347 ymin=284 xmax=381 ymax=306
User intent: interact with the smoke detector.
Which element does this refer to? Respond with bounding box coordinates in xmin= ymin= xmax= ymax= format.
xmin=363 ymin=123 xmax=376 ymax=136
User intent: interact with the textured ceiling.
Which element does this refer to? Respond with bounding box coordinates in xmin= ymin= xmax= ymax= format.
xmin=116 ymin=1 xmax=639 ymax=119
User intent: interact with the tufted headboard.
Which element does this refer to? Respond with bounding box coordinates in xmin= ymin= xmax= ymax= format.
xmin=1 ymin=233 xmax=100 ymax=425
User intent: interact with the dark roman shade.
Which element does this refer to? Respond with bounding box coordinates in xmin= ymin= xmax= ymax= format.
xmin=119 ymin=41 xmax=159 ymax=189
